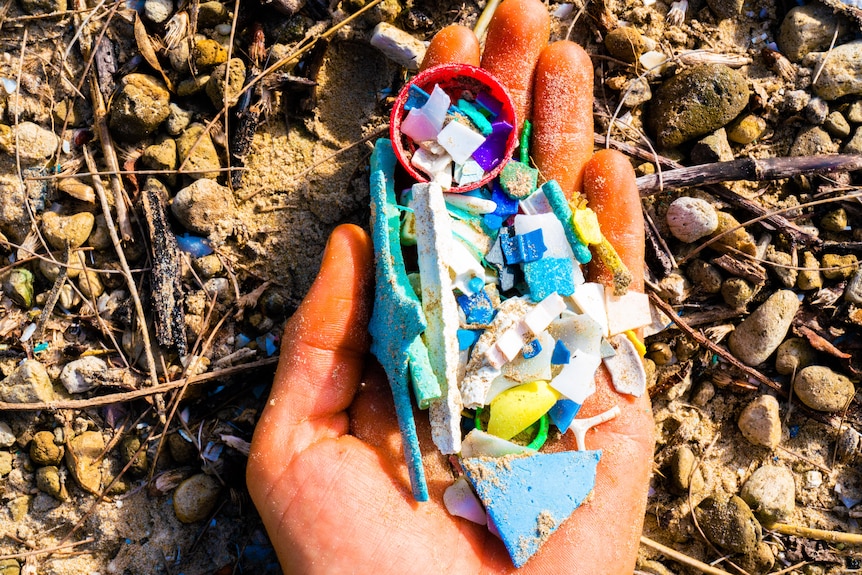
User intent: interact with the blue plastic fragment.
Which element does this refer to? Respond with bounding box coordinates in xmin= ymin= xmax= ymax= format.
xmin=522 ymin=339 xmax=542 ymax=359
xmin=472 ymin=121 xmax=514 ymax=171
xmin=237 ymin=333 xmax=251 ymax=348
xmin=457 ymin=289 xmax=496 ymax=324
xmin=256 ymin=333 xmax=277 ymax=357
xmin=486 ymin=229 xmax=518 ymax=291
xmin=524 ymin=257 xmax=575 ymax=300
xmin=551 ymin=340 xmax=571 ymax=365
xmin=457 ymin=329 xmax=482 ymax=350
xmin=548 ymin=398 xmax=581 ymax=430
xmin=405 ymin=83 xmax=430 ymax=111
xmin=789 ymin=425 xmax=800 ymax=438
xmin=501 ymin=228 xmax=547 ymax=265
xmin=542 ymin=180 xmax=592 ymax=264
xmin=175 ymin=234 xmax=214 ymax=257
xmin=33 ymin=342 xmax=48 ymax=353
xmin=489 ymin=181 xmax=519 ymax=219
xmin=456 ymin=99 xmax=493 ymax=135
xmin=461 ymin=449 xmax=602 ymax=568
xmin=468 ymin=276 xmax=485 ymax=293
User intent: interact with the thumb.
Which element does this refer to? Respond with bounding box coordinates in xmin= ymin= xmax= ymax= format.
xmin=250 ymin=223 xmax=374 ymax=468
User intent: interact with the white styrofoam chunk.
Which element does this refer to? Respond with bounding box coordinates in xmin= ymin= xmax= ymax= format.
xmin=514 ymin=213 xmax=574 ymax=260
xmin=401 ymin=108 xmax=440 ymax=143
xmin=502 ymin=331 xmax=554 ymax=383
xmin=463 ymin=363 xmax=502 ymax=402
xmin=443 ymin=477 xmax=487 ymax=525
xmin=568 ymin=282 xmax=609 ymax=337
xmin=455 ymin=160 xmax=486 ymax=186
xmin=369 ymin=22 xmax=427 ymax=70
xmin=522 ymin=292 xmax=566 ymax=335
xmin=411 ymin=147 xmax=452 ymax=178
xmin=437 ymin=121 xmax=486 ymax=164
xmin=484 ymin=374 xmax=523 ymax=404
xmin=461 ymin=429 xmax=535 ymax=458
xmin=495 ymin=328 xmax=526 ymax=363
xmin=450 ymin=217 xmax=492 ymax=255
xmin=418 ymin=139 xmax=447 ymax=155
xmin=447 ymin=238 xmax=485 ymax=295
xmin=605 ymin=290 xmax=652 ymax=335
xmin=518 ymin=189 xmax=552 ymax=215
xmin=424 ymin=84 xmax=451 ymax=128
xmin=444 ymin=192 xmax=497 ymax=214
xmin=549 ymin=313 xmax=604 ymax=358
xmin=603 ymin=334 xmax=647 ymax=397
xmin=433 ymin=165 xmax=453 ymax=189
xmin=549 ymin=351 xmax=601 ymax=403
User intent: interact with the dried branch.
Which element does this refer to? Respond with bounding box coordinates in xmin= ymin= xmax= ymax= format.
xmin=640 ymin=536 xmax=735 ymax=575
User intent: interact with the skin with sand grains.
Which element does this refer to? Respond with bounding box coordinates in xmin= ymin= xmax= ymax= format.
xmin=246 ymin=1 xmax=654 ymax=573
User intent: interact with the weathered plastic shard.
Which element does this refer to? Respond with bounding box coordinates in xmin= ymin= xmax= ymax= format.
xmin=603 ymin=333 xmax=647 ymax=397
xmin=548 ymin=398 xmax=581 ymax=430
xmin=523 ymin=257 xmax=575 ymax=301
xmin=487 ymin=380 xmax=559 ymax=440
xmin=368 ymin=139 xmax=437 ymax=501
xmin=461 ymin=450 xmax=602 ymax=568
xmin=461 ymin=429 xmax=535 ymax=458
xmin=501 ymin=331 xmax=553 ymax=384
xmin=542 ymin=180 xmax=592 ymax=265
xmin=412 ymin=181 xmax=464 ymax=454
xmin=443 ymin=476 xmax=487 ymax=525
xmin=568 ymin=282 xmax=609 ymax=336
xmin=605 ymin=289 xmax=652 ymax=336
xmin=472 ymin=121 xmax=513 ymax=171
xmin=569 ymin=406 xmax=620 ymax=451
xmin=437 ymin=120 xmax=486 ymax=165
xmin=515 ymin=212 xmax=585 ymax=286
xmin=499 ymin=160 xmax=538 ymax=199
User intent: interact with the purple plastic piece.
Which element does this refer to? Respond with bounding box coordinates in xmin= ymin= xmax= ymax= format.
xmin=472 ymin=121 xmax=514 ymax=171
xmin=476 ymin=91 xmax=503 ymax=117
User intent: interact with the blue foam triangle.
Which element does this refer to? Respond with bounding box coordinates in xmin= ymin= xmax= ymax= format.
xmin=461 ymin=450 xmax=601 ymax=568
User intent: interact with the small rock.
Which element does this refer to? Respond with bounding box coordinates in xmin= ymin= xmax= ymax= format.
xmin=604 ymin=27 xmax=651 ymax=63
xmin=176 ymin=123 xmax=221 ymax=180
xmin=692 ymin=381 xmax=716 ymax=406
xmin=20 ymin=0 xmax=65 ymax=14
xmin=65 ymin=431 xmax=104 ymax=494
xmin=168 ymin=40 xmax=191 ymax=73
xmin=88 ymin=215 xmax=111 ymax=250
xmin=172 ymin=179 xmax=235 ymax=236
xmin=739 ymin=541 xmax=775 ymax=575
xmin=647 ymin=342 xmax=672 ymax=365
xmin=845 ymin=126 xmax=862 ymax=154
xmin=669 ymin=445 xmax=695 ymax=493
xmin=666 ymin=197 xmax=719 ymax=243
xmin=194 ymin=38 xmax=228 ymax=71
xmin=78 ymin=269 xmax=104 ymax=298
xmin=775 ymin=338 xmax=817 ymax=375
xmin=848 ymin=100 xmax=862 ymax=123
xmin=695 ymin=495 xmax=761 ymax=554
xmin=797 ymin=251 xmax=822 ymax=291
xmin=176 ymin=75 xmax=211 ymax=97
xmin=648 ymin=64 xmax=750 ymax=148
xmin=3 ymin=269 xmax=34 ymax=309
xmin=0 ymin=360 xmax=54 ymax=403
xmin=168 ymin=432 xmax=198 ymax=463
xmin=729 ymin=290 xmax=800 ymax=366
xmin=846 ymin=264 xmax=862 ymax=304
xmin=369 ymin=22 xmax=427 ymax=70
xmin=143 ymin=0 xmax=173 ymax=23
xmin=30 ymin=430 xmax=63 ymax=466
xmin=166 ymin=103 xmax=192 ymax=135
xmin=120 ymin=436 xmax=148 ymax=476
xmin=60 ymin=356 xmax=108 ymax=394
xmin=783 ymin=89 xmax=810 ymax=113
xmin=805 ymin=40 xmax=862 ymax=100
xmin=109 ymin=74 xmax=171 ymax=141
xmin=820 ymin=207 xmax=847 ymax=232
xmin=706 ymin=0 xmax=743 ymax=19
xmin=198 ymin=0 xmax=231 ymax=26
xmin=836 ymin=427 xmax=862 ymax=463
xmin=41 ymin=211 xmax=95 ymax=250
xmin=804 ymin=97 xmax=829 ymax=125
xmin=658 ymin=272 xmax=689 ymax=303
xmin=192 ymin=254 xmax=223 ymax=279
xmin=7 ymin=496 xmax=29 ymax=522
xmin=35 ymin=465 xmax=66 ymax=500
xmin=738 ymin=395 xmax=782 ymax=449
xmin=690 ymin=128 xmax=735 ymax=164
xmin=53 ymin=99 xmax=90 ymax=128
xmin=789 ymin=125 xmax=838 ymax=157
xmin=0 ymin=451 xmax=12 ymax=477
xmin=173 ymin=473 xmax=221 ymax=523
xmin=0 ymin=174 xmax=29 ymax=243
xmin=824 ymin=111 xmax=851 ymax=138
xmin=0 ymin=422 xmax=15 ymax=447
xmin=726 ymin=113 xmax=766 ymax=144
xmin=637 ymin=559 xmax=676 ymax=575
xmin=741 ymin=465 xmax=796 ymax=524
xmin=687 ymin=259 xmax=723 ymax=294
xmin=710 ymin=212 xmax=757 ymax=256
xmin=794 ymin=365 xmax=855 ymax=412
xmin=142 ymin=137 xmax=178 ymax=174
xmin=57 ymin=177 xmax=96 ymax=203
xmin=765 ymin=247 xmax=797 ymax=288
xmin=778 ymin=3 xmax=851 ymax=62
xmin=822 ymin=253 xmax=857 ymax=280
xmin=0 ymin=122 xmax=60 ymax=161
xmin=721 ymin=277 xmax=754 ymax=309
xmin=206 ymin=58 xmax=246 ymax=108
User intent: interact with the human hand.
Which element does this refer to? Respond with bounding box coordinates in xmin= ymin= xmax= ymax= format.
xmin=247 ymin=1 xmax=655 ymax=573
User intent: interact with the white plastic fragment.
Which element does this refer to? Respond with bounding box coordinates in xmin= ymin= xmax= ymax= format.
xmin=369 ymin=22 xmax=427 ymax=70
xmin=448 ymin=239 xmax=485 ymax=295
xmin=523 ymin=293 xmax=566 ymax=335
xmin=401 ymin=85 xmax=450 ymax=142
xmin=568 ymin=282 xmax=609 ymax=336
xmin=437 ymin=120 xmax=486 ymax=164
xmin=454 ymin=160 xmax=486 ymax=186
xmin=569 ymin=405 xmax=621 ymax=451
xmin=549 ymin=313 xmax=604 ymax=358
xmin=605 ymin=290 xmax=652 ymax=336
xmin=518 ymin=189 xmax=552 ymax=215
xmin=603 ymin=333 xmax=647 ymax=397
xmin=20 ymin=323 xmax=36 ymax=343
xmin=443 ymin=476 xmax=487 ymax=525
xmin=501 ymin=332 xmax=554 ymax=384
xmin=549 ymin=350 xmax=601 ymax=403
xmin=412 ymin=182 xmax=464 ymax=454
xmin=412 ymin=148 xmax=452 ymax=180
xmin=461 ymin=429 xmax=535 ymax=458
xmin=639 ymin=50 xmax=669 ymax=73
xmin=444 ymin=192 xmax=497 ymax=214
xmin=485 ymin=374 xmax=522 ymax=404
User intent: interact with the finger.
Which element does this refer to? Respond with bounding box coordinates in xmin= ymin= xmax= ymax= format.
xmin=531 ymin=41 xmax=595 ymax=198
xmin=480 ymin=0 xmax=550 ymax=131
xmin=420 ymin=24 xmax=480 ymax=70
xmin=250 ymin=223 xmax=374 ymax=467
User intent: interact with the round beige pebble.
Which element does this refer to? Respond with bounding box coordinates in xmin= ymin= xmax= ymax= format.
xmin=41 ymin=211 xmax=95 ymax=250
xmin=738 ymin=395 xmax=782 ymax=449
xmin=728 ymin=290 xmax=800 ymax=366
xmin=173 ymin=473 xmax=221 ymax=523
xmin=666 ymin=197 xmax=719 ymax=243
xmin=794 ymin=365 xmax=855 ymax=412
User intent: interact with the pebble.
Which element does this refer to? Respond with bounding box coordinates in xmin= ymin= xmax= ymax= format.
xmin=666 ymin=197 xmax=719 ymax=243
xmin=804 ymin=97 xmax=829 ymax=125
xmin=142 ymin=137 xmax=178 ymax=174
xmin=690 ymin=128 xmax=734 ymax=164
xmin=778 ymin=3 xmax=851 ymax=62
xmin=739 ymin=541 xmax=775 ymax=575
xmin=78 ymin=269 xmax=105 ymax=299
xmin=369 ymin=22 xmax=427 ymax=70
xmin=692 ymin=381 xmax=716 ymax=406
xmin=60 ymin=356 xmax=108 ymax=394
xmin=173 ymin=473 xmax=221 ymax=523
xmin=706 ymin=0 xmax=743 ymax=19
xmin=0 ymin=174 xmax=28 ymax=243
xmin=726 ymin=114 xmax=766 ymax=144
xmin=695 ymin=495 xmax=761 ymax=554
xmin=789 ymin=126 xmax=838 ymax=157
xmin=20 ymin=0 xmax=65 ymax=14
xmin=822 ymin=254 xmax=856 ymax=280
xmin=669 ymin=445 xmax=695 ymax=493
xmin=824 ymin=111 xmax=851 ymax=138
xmin=3 ymin=269 xmax=34 ymax=309
xmin=604 ymin=27 xmax=652 ymax=63
xmin=848 ymin=100 xmax=862 ymax=123
xmin=168 ymin=432 xmax=198 ymax=463
xmin=192 ymin=254 xmax=223 ymax=279
xmin=193 ymin=38 xmax=228 ymax=71
xmin=206 ymin=58 xmax=246 ymax=108
xmin=687 ymin=259 xmax=723 ymax=294
xmin=783 ymin=90 xmax=810 ymax=113
xmin=0 ymin=122 xmax=60 ymax=161
xmin=0 ymin=422 xmax=15 ymax=447
xmin=710 ymin=212 xmax=757 ymax=256
xmin=172 ymin=179 xmax=235 ymax=236
xmin=845 ymin=126 xmax=862 ymax=154
xmin=30 ymin=430 xmax=63 ymax=465
xmin=197 ymin=0 xmax=231 ymax=26
xmin=109 ymin=74 xmax=171 ymax=141
xmin=765 ymin=247 xmax=797 ymax=288
xmin=0 ymin=451 xmax=11 ymax=477
xmin=820 ymin=208 xmax=847 ymax=233
xmin=846 ymin=264 xmax=862 ymax=304
xmin=7 ymin=496 xmax=29 ymax=522
xmin=738 ymin=395 xmax=782 ymax=449
xmin=740 ymin=465 xmax=795 ymax=524
xmin=648 ymin=64 xmax=750 ymax=148
xmin=143 ymin=0 xmax=173 ymax=24
xmin=176 ymin=75 xmax=210 ymax=97
xmin=805 ymin=41 xmax=862 ymax=100
xmin=721 ymin=277 xmax=754 ymax=309
xmin=793 ymin=365 xmax=855 ymax=412
xmin=166 ymin=103 xmax=192 ymax=135
xmin=65 ymin=430 xmax=104 ymax=494
xmin=0 ymin=360 xmax=55 ymax=403
xmin=647 ymin=342 xmax=672 ymax=365
xmin=837 ymin=427 xmax=862 ymax=463
xmin=35 ymin=465 xmax=66 ymax=500
xmin=176 ymin=123 xmax=221 ymax=180
xmin=775 ymin=337 xmax=817 ymax=375
xmin=120 ymin=436 xmax=148 ymax=476
xmin=796 ymin=251 xmax=822 ymax=291
xmin=88 ymin=215 xmax=111 ymax=250
xmin=41 ymin=211 xmax=95 ymax=250
xmin=658 ymin=272 xmax=689 ymax=304
xmin=729 ymin=290 xmax=800 ymax=366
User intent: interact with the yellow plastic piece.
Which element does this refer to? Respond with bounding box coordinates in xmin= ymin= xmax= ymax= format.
xmin=572 ymin=208 xmax=603 ymax=245
xmin=595 ymin=237 xmax=633 ymax=295
xmin=488 ymin=381 xmax=559 ymax=441
xmin=624 ymin=330 xmax=646 ymax=357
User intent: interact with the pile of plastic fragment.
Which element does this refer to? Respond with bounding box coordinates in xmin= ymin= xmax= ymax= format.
xmin=369 ymin=80 xmax=652 ymax=569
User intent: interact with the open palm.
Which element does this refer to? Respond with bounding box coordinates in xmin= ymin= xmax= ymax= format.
xmin=247 ymin=1 xmax=655 ymax=573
